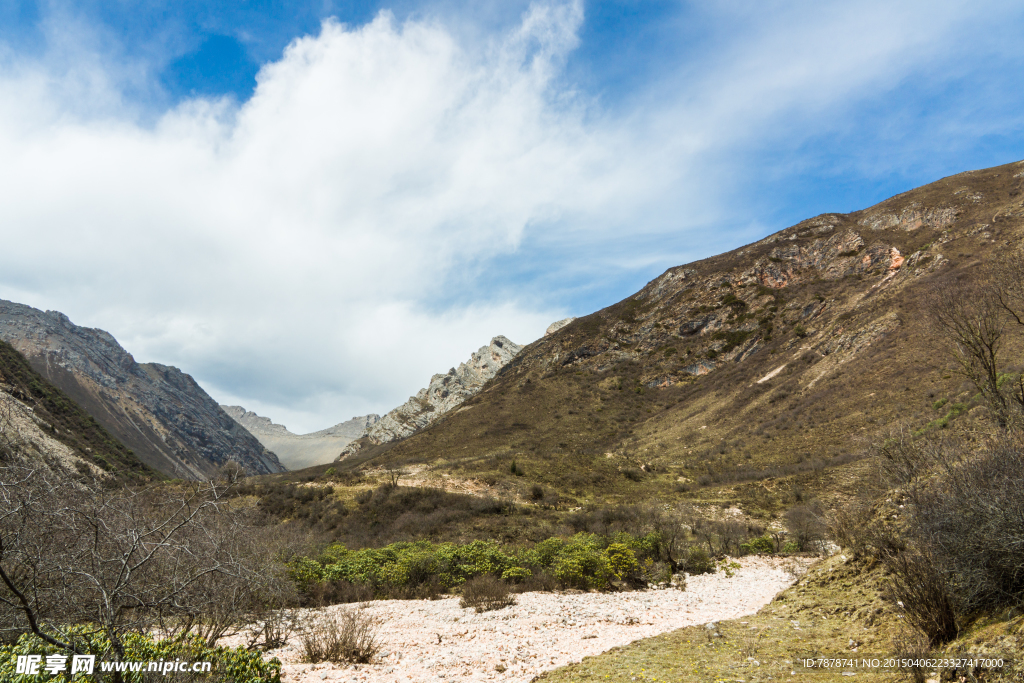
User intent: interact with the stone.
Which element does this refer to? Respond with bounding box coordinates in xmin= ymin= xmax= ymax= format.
xmin=544 ymin=318 xmax=576 ymax=336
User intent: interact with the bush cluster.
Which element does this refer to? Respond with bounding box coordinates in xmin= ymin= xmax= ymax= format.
xmin=290 ymin=531 xmax=669 ymax=599
xmin=851 ymin=432 xmax=1024 ymax=646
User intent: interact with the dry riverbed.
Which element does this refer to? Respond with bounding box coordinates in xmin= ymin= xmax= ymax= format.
xmin=258 ymin=556 xmax=811 ymax=683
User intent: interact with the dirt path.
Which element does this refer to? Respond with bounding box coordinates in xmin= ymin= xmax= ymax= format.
xmin=262 ymin=556 xmax=810 ymax=683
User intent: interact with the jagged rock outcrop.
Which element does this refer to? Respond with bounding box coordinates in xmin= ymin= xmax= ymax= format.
xmin=339 ymin=336 xmax=521 ymax=459
xmin=0 ymin=301 xmax=284 ymax=479
xmin=545 ymin=318 xmax=577 ymax=336
xmin=222 ymin=406 xmax=379 ymax=470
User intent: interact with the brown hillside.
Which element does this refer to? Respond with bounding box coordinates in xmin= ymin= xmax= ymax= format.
xmin=342 ymin=160 xmax=1024 ymax=511
xmin=0 ymin=340 xmax=153 ymax=478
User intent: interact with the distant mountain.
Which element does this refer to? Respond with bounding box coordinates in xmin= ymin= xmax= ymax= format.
xmin=221 ymin=406 xmax=379 ymax=471
xmin=0 ymin=339 xmax=153 ymax=479
xmin=339 ymin=336 xmax=522 ymax=461
xmin=0 ymin=301 xmax=284 ymax=479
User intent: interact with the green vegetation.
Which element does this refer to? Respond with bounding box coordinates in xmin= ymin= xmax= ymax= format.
xmin=0 ymin=627 xmax=281 ymax=682
xmin=288 ymin=531 xmax=678 ymax=598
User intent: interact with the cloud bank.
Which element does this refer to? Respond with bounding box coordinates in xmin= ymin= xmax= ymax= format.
xmin=1 ymin=1 xmax=1023 ymax=432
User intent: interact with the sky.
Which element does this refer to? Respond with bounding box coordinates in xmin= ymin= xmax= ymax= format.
xmin=1 ymin=1 xmax=1024 ymax=433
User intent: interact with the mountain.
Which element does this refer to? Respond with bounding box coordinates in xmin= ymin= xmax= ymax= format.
xmin=221 ymin=407 xmax=379 ymax=470
xmin=338 ymin=160 xmax=1024 ymax=507
xmin=339 ymin=335 xmax=522 ymax=463
xmin=0 ymin=339 xmax=152 ymax=479
xmin=0 ymin=301 xmax=285 ymax=479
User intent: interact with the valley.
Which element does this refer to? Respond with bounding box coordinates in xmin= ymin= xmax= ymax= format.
xmin=3 ymin=160 xmax=1024 ymax=682
xmin=223 ymin=407 xmax=380 ymax=471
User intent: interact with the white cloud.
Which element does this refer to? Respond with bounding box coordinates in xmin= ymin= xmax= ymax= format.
xmin=0 ymin=3 xmax=651 ymax=433
xmin=1 ymin=0 xmax=1023 ymax=432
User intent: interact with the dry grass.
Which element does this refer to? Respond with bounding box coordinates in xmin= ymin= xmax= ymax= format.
xmin=535 ymin=553 xmax=906 ymax=683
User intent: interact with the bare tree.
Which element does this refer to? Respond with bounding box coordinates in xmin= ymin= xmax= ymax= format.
xmin=0 ymin=464 xmax=293 ymax=661
xmin=929 ymin=274 xmax=1019 ymax=428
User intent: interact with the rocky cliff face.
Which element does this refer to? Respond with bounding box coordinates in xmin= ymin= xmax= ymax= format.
xmin=0 ymin=301 xmax=284 ymax=478
xmin=222 ymin=406 xmax=379 ymax=471
xmin=339 ymin=336 xmax=522 ymax=459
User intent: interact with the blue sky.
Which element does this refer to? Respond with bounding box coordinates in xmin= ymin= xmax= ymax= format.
xmin=1 ymin=0 xmax=1023 ymax=433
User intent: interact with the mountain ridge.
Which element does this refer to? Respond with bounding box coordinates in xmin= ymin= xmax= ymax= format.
xmin=0 ymin=301 xmax=284 ymax=478
xmin=337 ymin=159 xmax=1024 ymax=510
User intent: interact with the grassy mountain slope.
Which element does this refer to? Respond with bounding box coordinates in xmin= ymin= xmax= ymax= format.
xmin=0 ymin=340 xmax=154 ymax=478
xmin=342 ymin=160 xmax=1024 ymax=512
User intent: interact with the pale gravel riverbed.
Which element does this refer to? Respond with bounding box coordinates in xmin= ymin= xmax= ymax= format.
xmin=254 ymin=556 xmax=811 ymax=683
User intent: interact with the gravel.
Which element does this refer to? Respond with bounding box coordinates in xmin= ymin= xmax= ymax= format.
xmin=255 ymin=556 xmax=810 ymax=683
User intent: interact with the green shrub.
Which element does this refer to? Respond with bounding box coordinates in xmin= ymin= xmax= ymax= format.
xmin=682 ymin=546 xmax=715 ymax=575
xmin=291 ymin=531 xmax=673 ymax=599
xmin=781 ymin=541 xmax=800 ymax=553
xmin=604 ymin=543 xmax=639 ymax=580
xmin=532 ymin=537 xmax=566 ymax=567
xmin=740 ymin=535 xmax=775 ymax=555
xmin=501 ymin=566 xmax=532 ymax=583
xmin=0 ymin=627 xmax=280 ymax=682
xmin=552 ymin=534 xmax=612 ymax=589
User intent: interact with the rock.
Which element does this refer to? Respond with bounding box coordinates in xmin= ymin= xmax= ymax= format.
xmin=0 ymin=299 xmax=284 ymax=478
xmin=340 ymin=337 xmax=521 ymax=459
xmin=544 ymin=318 xmax=576 ymax=336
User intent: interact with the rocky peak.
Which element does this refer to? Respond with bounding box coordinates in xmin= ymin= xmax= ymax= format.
xmin=222 ymin=405 xmax=294 ymax=438
xmin=340 ymin=336 xmax=522 ymax=459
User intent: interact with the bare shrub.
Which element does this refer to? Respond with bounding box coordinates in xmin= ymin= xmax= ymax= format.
xmin=827 ymin=497 xmax=875 ymax=557
xmin=516 ymin=569 xmax=557 ymax=593
xmin=459 ymin=575 xmax=516 ymax=612
xmin=381 ymin=575 xmax=445 ymax=601
xmin=246 ymin=608 xmax=299 ymax=651
xmin=909 ymin=434 xmax=1024 ymax=621
xmin=883 ymin=548 xmax=958 ymax=646
xmin=891 ymin=627 xmax=933 ymax=683
xmin=299 ymin=610 xmax=379 ymax=664
xmin=0 ymin=464 xmax=293 ymax=654
xmin=784 ymin=503 xmax=826 ymax=552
